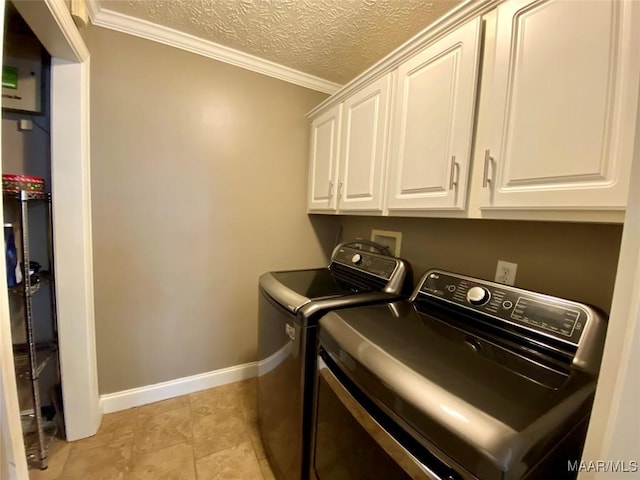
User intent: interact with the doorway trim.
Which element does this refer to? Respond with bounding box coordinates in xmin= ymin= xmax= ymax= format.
xmin=0 ymin=2 xmax=28 ymax=472
xmin=1 ymin=2 xmax=100 ymax=477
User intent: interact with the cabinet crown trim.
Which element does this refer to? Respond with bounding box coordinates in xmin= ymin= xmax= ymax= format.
xmin=307 ymin=0 xmax=500 ymax=119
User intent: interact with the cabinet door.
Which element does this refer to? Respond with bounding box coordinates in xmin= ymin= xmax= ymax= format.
xmin=483 ymin=0 xmax=640 ymax=210
xmin=386 ymin=18 xmax=482 ymax=212
xmin=338 ymin=75 xmax=392 ymax=212
xmin=308 ymin=105 xmax=341 ymax=212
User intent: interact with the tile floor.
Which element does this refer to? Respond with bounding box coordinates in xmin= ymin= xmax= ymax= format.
xmin=29 ymin=379 xmax=276 ymax=480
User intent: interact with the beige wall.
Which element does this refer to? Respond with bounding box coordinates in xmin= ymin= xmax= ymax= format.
xmin=336 ymin=216 xmax=623 ymax=313
xmin=85 ymin=25 xmax=333 ymax=394
xmin=83 ymin=24 xmax=624 ymax=394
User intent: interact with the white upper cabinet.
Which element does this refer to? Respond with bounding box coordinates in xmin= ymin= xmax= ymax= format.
xmin=307 ymin=0 xmax=639 ymax=221
xmin=386 ymin=18 xmax=482 ymax=212
xmin=338 ymin=74 xmax=392 ymax=212
xmin=482 ymin=0 xmax=640 ymax=211
xmin=308 ymin=105 xmax=341 ymax=212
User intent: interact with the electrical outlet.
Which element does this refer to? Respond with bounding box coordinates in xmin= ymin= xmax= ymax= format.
xmin=371 ymin=230 xmax=402 ymax=257
xmin=495 ymin=260 xmax=517 ymax=285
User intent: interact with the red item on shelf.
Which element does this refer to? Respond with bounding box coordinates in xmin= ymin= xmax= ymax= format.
xmin=2 ymin=174 xmax=45 ymax=193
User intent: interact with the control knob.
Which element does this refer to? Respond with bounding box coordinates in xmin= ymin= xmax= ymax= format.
xmin=351 ymin=253 xmax=363 ymax=265
xmin=467 ymin=286 xmax=490 ymax=306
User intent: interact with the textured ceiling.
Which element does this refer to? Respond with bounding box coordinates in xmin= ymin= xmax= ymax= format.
xmin=98 ymin=0 xmax=463 ymax=84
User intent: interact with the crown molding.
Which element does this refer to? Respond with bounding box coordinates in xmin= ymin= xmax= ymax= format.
xmin=86 ymin=1 xmax=340 ymax=94
xmin=307 ymin=0 xmax=502 ymax=118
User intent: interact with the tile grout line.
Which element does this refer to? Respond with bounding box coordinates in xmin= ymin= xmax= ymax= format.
xmin=242 ymin=399 xmax=264 ymax=480
xmin=189 ymin=393 xmax=199 ymax=480
xmin=55 ymin=435 xmax=75 ymax=480
xmin=241 ymin=382 xmax=270 ymax=480
xmin=128 ymin=405 xmax=142 ymax=477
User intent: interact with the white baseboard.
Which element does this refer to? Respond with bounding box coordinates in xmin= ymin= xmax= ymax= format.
xmin=99 ymin=348 xmax=291 ymax=414
xmin=258 ymin=343 xmax=291 ymax=377
xmin=100 ymin=361 xmax=258 ymax=414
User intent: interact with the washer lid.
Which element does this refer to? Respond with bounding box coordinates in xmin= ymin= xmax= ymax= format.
xmin=319 ymin=302 xmax=596 ymax=480
xmin=260 ymin=268 xmax=364 ymax=313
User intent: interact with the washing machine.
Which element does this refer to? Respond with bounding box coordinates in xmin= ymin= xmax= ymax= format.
xmin=313 ymin=269 xmax=608 ymax=480
xmin=257 ymin=242 xmax=412 ymax=480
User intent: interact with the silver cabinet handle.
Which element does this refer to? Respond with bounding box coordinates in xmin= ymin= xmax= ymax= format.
xmin=448 ymin=155 xmax=458 ymax=190
xmin=483 ymin=150 xmax=492 ymax=188
xmin=337 ymin=180 xmax=344 ymax=198
xmin=328 ymin=180 xmax=334 ymax=198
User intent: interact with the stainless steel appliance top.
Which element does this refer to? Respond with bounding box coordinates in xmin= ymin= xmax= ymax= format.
xmin=318 ymin=269 xmax=608 ymax=480
xmin=413 ymin=269 xmax=608 ymax=375
xmin=259 ymin=244 xmax=411 ymax=315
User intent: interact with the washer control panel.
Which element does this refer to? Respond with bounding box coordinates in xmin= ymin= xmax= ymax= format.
xmin=419 ymin=270 xmax=588 ymax=346
xmin=332 ymin=247 xmax=398 ymax=280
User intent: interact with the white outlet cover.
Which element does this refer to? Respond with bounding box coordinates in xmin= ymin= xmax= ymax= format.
xmin=371 ymin=229 xmax=402 ymax=257
xmin=495 ymin=260 xmax=518 ymax=285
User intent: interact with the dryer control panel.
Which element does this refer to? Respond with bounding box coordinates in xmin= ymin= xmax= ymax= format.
xmin=418 ymin=270 xmax=589 ymax=346
xmin=332 ymin=246 xmax=398 ymax=280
